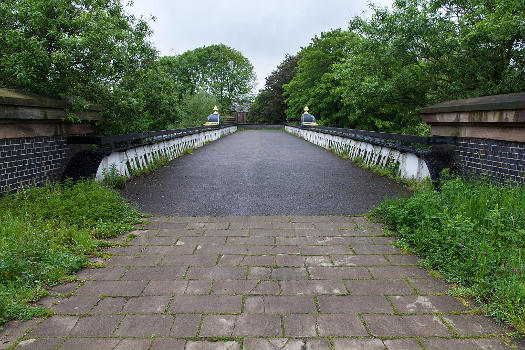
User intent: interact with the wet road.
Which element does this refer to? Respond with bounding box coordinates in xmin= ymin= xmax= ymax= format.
xmin=121 ymin=130 xmax=408 ymax=216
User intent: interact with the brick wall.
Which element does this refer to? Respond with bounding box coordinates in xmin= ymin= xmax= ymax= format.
xmin=0 ymin=136 xmax=69 ymax=193
xmin=456 ymin=137 xmax=525 ymax=184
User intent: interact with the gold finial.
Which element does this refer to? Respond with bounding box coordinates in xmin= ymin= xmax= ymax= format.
xmin=303 ymin=106 xmax=309 ymax=114
xmin=213 ymin=105 xmax=219 ymax=114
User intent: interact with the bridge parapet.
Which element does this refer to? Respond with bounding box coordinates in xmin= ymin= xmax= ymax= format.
xmin=285 ymin=124 xmax=455 ymax=181
xmin=64 ymin=125 xmax=237 ymax=181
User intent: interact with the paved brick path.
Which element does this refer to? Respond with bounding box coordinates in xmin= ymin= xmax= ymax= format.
xmin=3 ymin=216 xmax=515 ymax=350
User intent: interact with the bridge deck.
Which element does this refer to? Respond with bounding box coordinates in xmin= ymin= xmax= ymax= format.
xmin=9 ymin=215 xmax=513 ymax=350
xmin=121 ymin=130 xmax=407 ymax=216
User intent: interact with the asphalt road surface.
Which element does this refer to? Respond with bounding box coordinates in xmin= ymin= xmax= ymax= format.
xmin=121 ymin=130 xmax=408 ymax=216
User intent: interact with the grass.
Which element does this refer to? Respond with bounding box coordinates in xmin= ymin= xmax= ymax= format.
xmin=372 ymin=174 xmax=525 ymax=334
xmin=0 ymin=180 xmax=142 ymax=325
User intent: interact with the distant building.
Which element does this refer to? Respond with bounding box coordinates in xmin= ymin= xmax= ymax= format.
xmin=231 ymin=102 xmax=250 ymax=124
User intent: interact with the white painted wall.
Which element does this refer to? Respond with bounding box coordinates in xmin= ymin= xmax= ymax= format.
xmin=285 ymin=126 xmax=430 ymax=180
xmin=96 ymin=126 xmax=237 ymax=180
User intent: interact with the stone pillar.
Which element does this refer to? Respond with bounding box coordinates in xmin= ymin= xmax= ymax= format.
xmin=421 ymin=92 xmax=525 ymax=183
xmin=0 ymin=88 xmax=102 ymax=193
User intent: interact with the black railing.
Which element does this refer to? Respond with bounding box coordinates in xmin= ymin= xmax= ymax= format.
xmin=67 ymin=124 xmax=235 ymax=152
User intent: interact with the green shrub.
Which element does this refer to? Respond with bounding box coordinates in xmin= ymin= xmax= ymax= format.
xmin=372 ymin=176 xmax=525 ymax=333
xmin=0 ymin=180 xmax=142 ymax=324
xmin=102 ymin=165 xmax=127 ymax=190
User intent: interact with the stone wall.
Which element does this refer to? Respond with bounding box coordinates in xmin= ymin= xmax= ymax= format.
xmin=456 ymin=138 xmax=525 ymax=184
xmin=0 ymin=136 xmax=69 ymax=193
xmin=285 ymin=125 xmax=431 ymax=181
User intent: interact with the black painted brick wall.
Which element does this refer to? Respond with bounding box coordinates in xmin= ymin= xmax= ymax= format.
xmin=456 ymin=137 xmax=525 ymax=184
xmin=0 ymin=136 xmax=69 ymax=193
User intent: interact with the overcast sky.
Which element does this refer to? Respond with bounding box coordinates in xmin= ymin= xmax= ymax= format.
xmin=126 ymin=0 xmax=393 ymax=91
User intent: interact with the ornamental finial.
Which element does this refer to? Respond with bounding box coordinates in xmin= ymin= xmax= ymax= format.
xmin=303 ymin=106 xmax=309 ymax=114
xmin=213 ymin=106 xmax=219 ymax=114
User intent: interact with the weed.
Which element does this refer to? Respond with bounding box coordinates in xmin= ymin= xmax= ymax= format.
xmin=372 ymin=176 xmax=525 ymax=334
xmin=101 ymin=165 xmax=127 ymax=190
xmin=0 ymin=180 xmax=142 ymax=325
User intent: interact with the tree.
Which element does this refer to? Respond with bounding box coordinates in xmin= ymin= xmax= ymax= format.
xmin=248 ymin=54 xmax=299 ymax=124
xmin=159 ymin=44 xmax=256 ymax=112
xmin=335 ymin=0 xmax=524 ymax=134
xmin=178 ymin=92 xmax=219 ymax=128
xmin=283 ymin=29 xmax=358 ymax=125
xmin=0 ymin=0 xmax=157 ymax=111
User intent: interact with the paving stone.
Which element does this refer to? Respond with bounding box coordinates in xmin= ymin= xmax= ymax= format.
xmin=271 ymin=267 xmax=308 ymax=280
xmin=106 ymin=245 xmax=144 ymax=255
xmin=1 ymin=318 xmax=43 ymax=350
xmin=186 ymin=341 xmax=240 ymax=350
xmin=242 ymin=255 xmax=275 ymax=266
xmin=441 ymin=314 xmax=511 ymax=335
xmin=171 ymin=314 xmax=201 ymax=337
xmin=317 ymin=314 xmax=367 ymax=336
xmin=114 ymin=339 xmax=152 ymax=350
xmin=332 ymin=338 xmax=385 ymax=350
xmin=69 ymin=315 xmax=121 ymax=336
xmin=169 ymin=295 xmax=242 ymax=313
xmin=218 ymin=254 xmax=245 ymax=265
xmin=305 ymin=256 xmax=333 ymax=266
xmin=283 ymin=314 xmax=316 ymax=336
xmin=76 ymin=267 xmax=126 ymax=280
xmin=276 ymin=255 xmax=304 ymax=267
xmin=243 ymin=338 xmax=304 ymax=350
xmin=122 ymin=266 xmax=186 ymax=280
xmin=281 ymin=280 xmax=346 ymax=295
xmin=421 ymin=337 xmax=514 ymax=350
xmin=48 ymin=281 xmax=79 ymax=295
xmin=386 ymin=254 xmax=421 ymax=265
xmin=248 ymin=266 xmax=271 ymax=279
xmin=161 ymin=254 xmax=218 ymax=267
xmin=115 ymin=315 xmax=173 ymax=336
xmin=305 ymin=339 xmax=331 ymax=350
xmin=301 ymin=246 xmax=352 ymax=255
xmin=143 ymin=245 xmax=195 ymax=255
xmin=234 ymin=314 xmax=282 ymax=336
xmin=106 ymin=255 xmax=161 ymax=267
xmin=142 ymin=280 xmax=188 ymax=295
xmin=49 ymin=296 xmax=100 ymax=314
xmin=390 ymin=295 xmax=468 ymax=313
xmin=186 ymin=280 xmax=212 ymax=294
xmin=207 ymin=229 xmax=250 ymax=236
xmin=200 ymin=315 xmax=236 ymax=336
xmin=352 ymin=244 xmax=404 ymax=254
xmin=409 ymin=278 xmax=450 ymax=294
xmin=59 ymin=338 xmax=120 ymax=350
xmin=308 ymin=267 xmax=371 ymax=279
xmin=244 ymin=296 xmax=316 ymax=313
xmin=368 ymin=266 xmax=429 ymax=279
xmin=363 ymin=314 xmax=452 ymax=336
xmin=383 ymin=338 xmax=422 ymax=350
xmin=122 ymin=296 xmax=170 ymax=313
xmin=187 ymin=266 xmax=246 ymax=279
xmin=14 ymin=338 xmax=63 ymax=350
xmin=29 ymin=316 xmax=78 ymax=336
xmin=318 ymin=295 xmax=393 ymax=313
xmin=76 ymin=281 xmax=147 ymax=296
xmin=331 ymin=254 xmax=389 ymax=266
xmin=252 ymin=280 xmax=280 ymax=294
xmin=346 ymin=279 xmax=414 ymax=295
xmin=90 ymin=297 xmax=126 ymax=314
xmin=150 ymin=339 xmax=186 ymax=350
xmin=212 ymin=280 xmax=258 ymax=294
xmin=228 ymin=236 xmax=274 ymax=245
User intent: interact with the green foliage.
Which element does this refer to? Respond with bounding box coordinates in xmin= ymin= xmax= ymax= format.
xmin=248 ymin=54 xmax=299 ymax=124
xmin=178 ymin=92 xmax=220 ymax=128
xmin=280 ymin=0 xmax=524 ymax=133
xmin=284 ymin=29 xmax=358 ymax=126
xmin=159 ymin=44 xmax=256 ymax=113
xmin=372 ymin=177 xmax=525 ymax=333
xmin=0 ymin=180 xmax=142 ymax=324
xmin=102 ymin=165 xmax=127 ymax=190
xmin=130 ymin=154 xmax=172 ymax=177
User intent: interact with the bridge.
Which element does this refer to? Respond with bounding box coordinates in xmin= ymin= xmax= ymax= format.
xmin=1 ymin=91 xmax=523 ymax=349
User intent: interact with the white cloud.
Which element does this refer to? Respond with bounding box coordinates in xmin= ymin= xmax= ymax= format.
xmin=125 ymin=0 xmax=393 ymax=90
